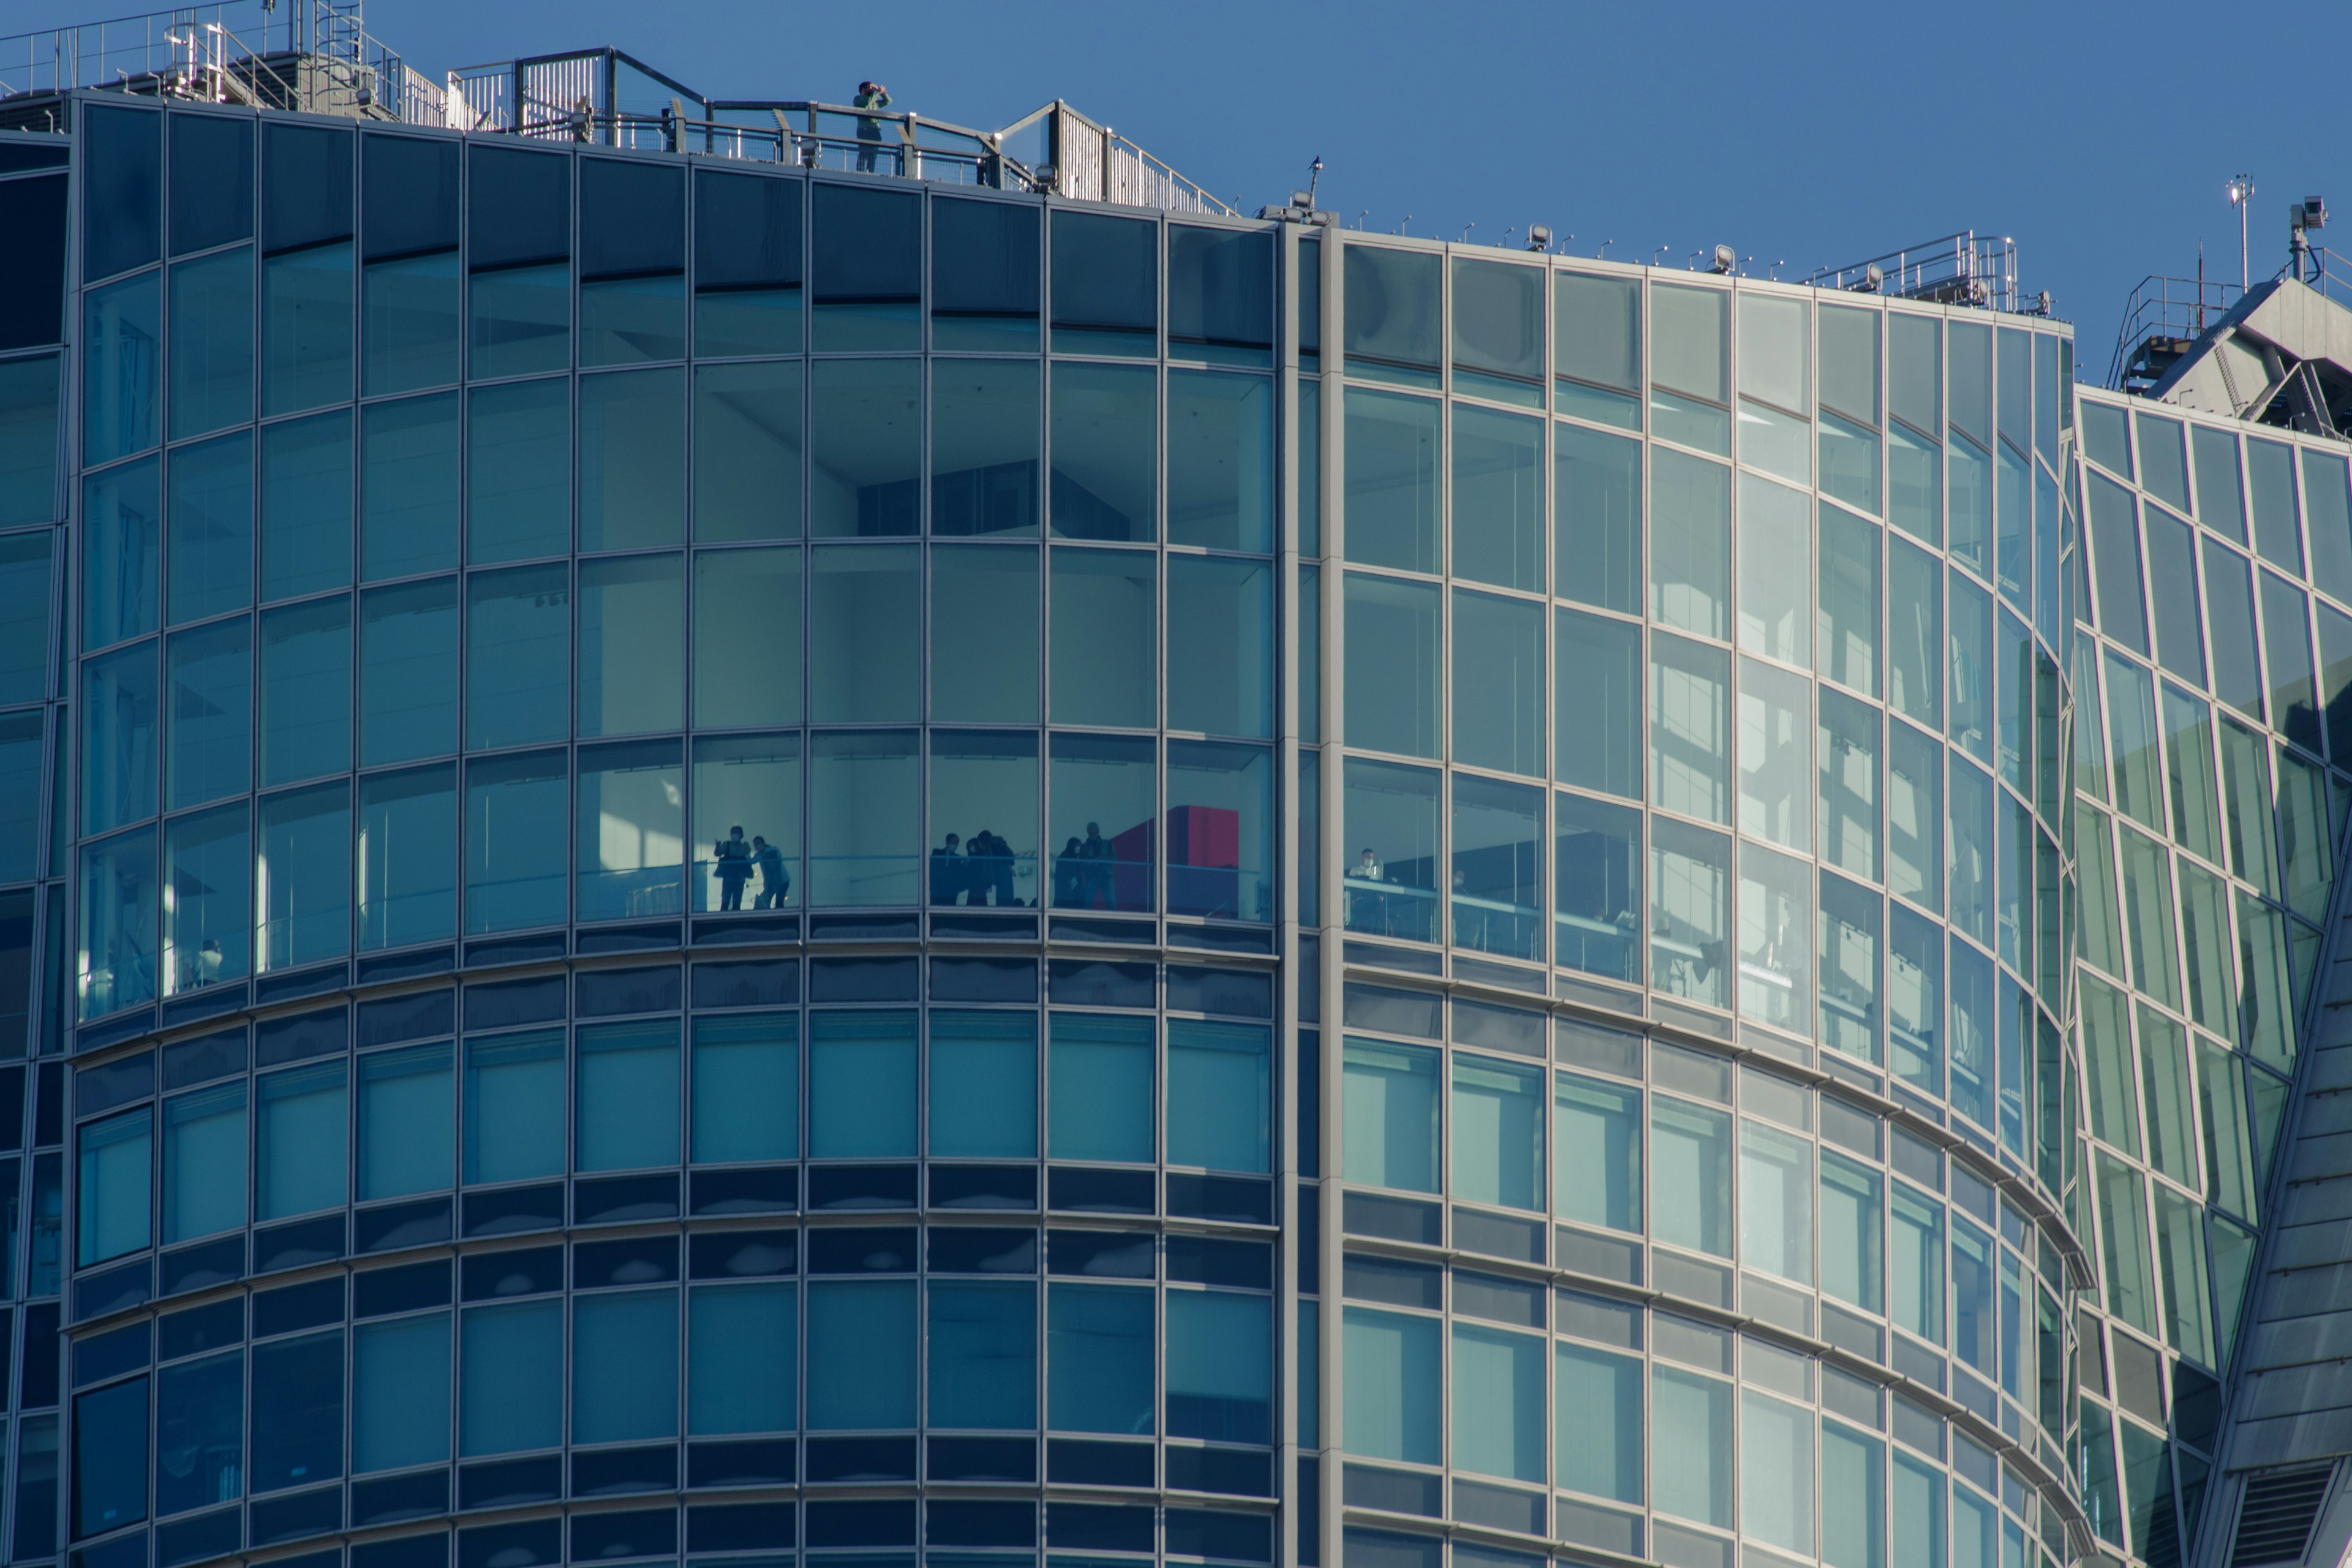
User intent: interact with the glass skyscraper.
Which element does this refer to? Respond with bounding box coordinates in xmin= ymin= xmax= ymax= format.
xmin=3 ymin=17 xmax=2352 ymax=1568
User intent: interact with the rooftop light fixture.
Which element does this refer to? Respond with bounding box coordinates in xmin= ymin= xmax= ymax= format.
xmin=1526 ymin=225 xmax=1552 ymax=252
xmin=1709 ymin=243 xmax=1736 ymax=273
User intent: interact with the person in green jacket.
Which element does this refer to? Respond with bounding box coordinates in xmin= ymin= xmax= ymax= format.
xmin=853 ymin=81 xmax=892 ymax=173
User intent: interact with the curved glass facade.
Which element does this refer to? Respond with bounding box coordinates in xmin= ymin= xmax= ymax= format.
xmin=0 ymin=71 xmax=2343 ymax=1568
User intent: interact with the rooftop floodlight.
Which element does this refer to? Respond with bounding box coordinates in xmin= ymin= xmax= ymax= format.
xmin=1852 ymin=262 xmax=1883 ymax=292
xmin=1710 ymin=243 xmax=1736 ymax=274
xmin=1526 ymin=224 xmax=1552 ymax=251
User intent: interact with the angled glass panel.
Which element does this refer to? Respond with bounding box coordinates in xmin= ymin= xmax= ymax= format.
xmin=166 ymin=432 xmax=252 ymax=625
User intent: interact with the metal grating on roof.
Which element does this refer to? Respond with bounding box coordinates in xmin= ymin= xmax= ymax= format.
xmin=2231 ymin=1465 xmax=2337 ymax=1567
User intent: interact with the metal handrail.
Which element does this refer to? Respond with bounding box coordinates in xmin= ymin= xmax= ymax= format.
xmin=1806 ymin=230 xmax=2021 ymax=314
xmin=2106 ymin=271 xmax=2244 ymax=390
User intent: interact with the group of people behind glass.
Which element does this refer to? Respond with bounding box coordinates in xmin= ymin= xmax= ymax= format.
xmin=1051 ymin=822 xmax=1126 ymax=909
xmin=933 ymin=831 xmax=1022 ymax=907
xmin=712 ymin=826 xmax=791 ymax=910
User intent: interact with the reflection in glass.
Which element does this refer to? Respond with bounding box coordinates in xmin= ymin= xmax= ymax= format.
xmin=1650 ymin=818 xmax=1728 ymax=1008
xmin=361 ymin=391 xmax=460 ymax=580
xmin=363 ymin=251 xmax=461 ymax=398
xmin=257 ymin=782 xmax=351 ymax=971
xmin=465 ymin=564 xmax=568 ymax=750
xmin=578 ymin=552 xmax=682 ymax=737
xmin=168 ymin=246 xmax=254 ymax=440
xmin=695 ymin=546 xmax=801 ymax=729
xmin=263 ymin=242 xmax=354 ymax=417
xmin=360 ymin=578 xmax=457 ymax=766
xmin=166 ymin=431 xmax=252 ymax=624
xmin=1452 ymin=774 xmax=1540 ymax=962
xmin=1343 ymin=388 xmax=1438 ymax=572
xmin=578 ymin=367 xmax=685 ymax=551
xmin=1555 ymin=792 xmax=1640 ymax=983
xmin=164 ymin=805 xmax=249 ymax=995
xmin=84 ymin=270 xmax=161 ymax=467
xmin=358 ymin=764 xmax=456 ymax=950
xmin=259 ymin=595 xmax=351 ymax=785
xmin=465 ymin=750 xmax=567 ymax=933
xmin=84 ymin=456 xmax=160 ymax=650
xmin=166 ymin=617 xmax=251 ymax=809
xmin=466 ymin=379 xmax=570 ymax=564
xmin=79 ymin=826 xmax=157 ymax=1017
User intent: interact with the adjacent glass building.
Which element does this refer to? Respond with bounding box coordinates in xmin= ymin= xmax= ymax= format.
xmin=2 ymin=21 xmax=2351 ymax=1568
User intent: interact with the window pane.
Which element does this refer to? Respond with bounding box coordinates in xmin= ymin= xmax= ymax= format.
xmin=693 ymin=167 xmax=801 ymax=358
xmin=360 ymin=391 xmax=459 ymax=580
xmin=1167 ymin=371 xmax=1272 ymax=551
xmin=464 ymin=564 xmax=568 ymax=750
xmin=1650 ymin=818 xmax=1728 ymax=1009
xmin=75 ymin=1107 xmax=151 ymax=1265
xmin=933 ymin=358 xmax=1039 ymax=536
xmin=459 ymin=1298 xmax=560 ymax=1455
xmin=809 ymin=729 xmax=918 ymax=906
xmin=166 ymin=617 xmax=251 ymax=809
xmin=1342 ymin=244 xmax=1440 ymax=382
xmin=931 ymin=545 xmax=1037 ymax=725
xmin=1167 ymin=1019 xmax=1269 ymax=1172
xmin=572 ymin=1289 xmax=679 ymax=1442
xmin=1555 ymin=270 xmax=1639 ymax=405
xmin=468 ymin=262 xmax=568 ymax=381
xmin=1739 ymin=471 xmax=1811 ymax=666
xmin=81 ymin=639 xmax=159 ymax=832
xmin=1649 ymin=1365 xmax=1731 ymax=1526
xmin=358 ymin=763 xmax=456 ymax=950
xmin=355 ymin=1314 xmax=449 ymax=1472
xmin=1049 ymin=1281 xmax=1153 ymax=1434
xmin=162 ymin=1079 xmax=245 ymax=1243
xmin=74 ymin=1378 xmax=149 ymax=1537
xmin=809 ymin=1010 xmax=916 ymax=1158
xmin=259 ymin=594 xmax=351 ymax=785
xmin=1343 ymin=756 xmax=1439 ymax=943
xmin=1049 ymin=732 xmax=1155 ymax=913
xmin=1820 ymin=690 xmax=1880 ymax=881
xmin=168 ymin=247 xmax=254 ymax=440
xmin=1167 ymin=1289 xmax=1268 ymax=1442
xmin=1555 ymin=422 xmax=1640 ymax=612
xmin=1652 ymin=633 xmax=1729 ymax=824
xmin=1555 ymin=1069 xmax=1639 ymax=1230
xmin=257 ymin=780 xmax=350 ymax=971
xmin=807 ymin=1278 xmax=916 ymax=1428
xmin=83 ymin=270 xmax=160 ymax=466
xmin=84 ymin=455 xmax=160 ymax=650
xmin=688 ymin=1282 xmax=795 ymax=1434
xmin=932 ymin=196 xmax=1037 ymax=353
xmin=1556 ymin=1341 xmax=1641 ymax=1502
xmin=576 ymin=1019 xmax=680 ymax=1171
xmin=1740 ymin=1117 xmax=1813 ymax=1283
xmin=929 ymin=728 xmax=1037 ymax=911
xmin=1452 ymin=1052 xmax=1540 ymax=1210
xmin=1821 ymin=504 xmax=1882 ymax=696
xmin=579 ymin=367 xmax=684 ymax=551
xmin=1742 ymin=1389 xmax=1816 ymax=1556
xmin=164 ymin=802 xmax=249 ymax=994
xmin=464 ymin=750 xmax=567 ymax=933
xmin=810 ymin=543 xmax=918 ymax=722
xmin=930 ymin=1011 xmax=1036 ymax=1158
xmin=693 ymin=734 xmax=799 ymax=914
xmin=464 ymin=1028 xmax=564 ymax=1184
xmin=1168 ymin=555 xmax=1271 ymax=738
xmin=1452 ymin=772 xmax=1540 ymax=962
xmin=1049 ymin=362 xmax=1156 ymax=541
xmin=359 ymin=1039 xmax=453 ymax=1200
xmin=1739 ymin=842 xmax=1812 ymax=1034
xmin=1167 ymin=739 xmax=1270 ymax=922
xmin=812 ymin=184 xmax=919 ymax=350
xmin=257 ymin=1059 xmax=347 ymax=1220
xmin=1651 ymin=1095 xmax=1730 ymax=1256
xmin=693 ymin=545 xmax=801 ymax=729
xmin=1340 ymin=1305 xmax=1438 ymax=1463
xmin=362 ymin=251 xmax=460 ymax=398
xmin=1344 ymin=571 xmax=1438 ymax=758
xmin=360 ymin=577 xmax=456 ymax=765
xmin=1342 ymin=1036 xmax=1437 ymax=1193
xmin=809 ymin=358 xmax=918 ymax=537
xmin=1343 ymin=388 xmax=1437 ymax=571
xmin=0 ymin=354 xmax=62 ymax=529
xmin=156 ymin=1350 xmax=243 ymax=1513
xmin=1453 ymin=588 xmax=1541 ymax=777
xmin=1555 ymin=609 xmax=1639 ymax=800
xmin=1822 ymin=1422 xmax=1886 ymax=1568
xmin=259 ymin=409 xmax=352 ymax=601
xmin=1050 ymin=548 xmax=1156 ymax=728
xmin=263 ymin=242 xmax=353 ymax=417
xmin=692 ymin=1013 xmax=797 ymax=1164
xmin=167 ymin=431 xmax=251 ymax=625
xmin=466 ymin=379 xmax=569 ymax=565
xmin=1050 ymin=211 xmax=1156 ymax=353
xmin=578 ymin=552 xmax=682 ymax=736
xmin=930 ymin=1280 xmax=1038 ymax=1430
xmin=1048 ymin=1012 xmax=1152 ymax=1163
xmin=1453 ymin=257 xmax=1544 ymax=396
xmin=694 ymin=360 xmax=802 ymax=541
xmin=80 ymin=826 xmax=158 ymax=1017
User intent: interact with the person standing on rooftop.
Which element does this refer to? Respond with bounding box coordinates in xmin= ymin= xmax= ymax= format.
xmin=853 ymin=80 xmax=893 ymax=173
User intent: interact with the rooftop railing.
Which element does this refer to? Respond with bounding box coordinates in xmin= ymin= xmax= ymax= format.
xmin=2108 ymin=271 xmax=2244 ymax=392
xmin=1806 ymin=230 xmax=2023 ymax=314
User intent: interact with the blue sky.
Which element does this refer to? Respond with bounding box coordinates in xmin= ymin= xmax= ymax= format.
xmin=39 ymin=0 xmax=2352 ymax=371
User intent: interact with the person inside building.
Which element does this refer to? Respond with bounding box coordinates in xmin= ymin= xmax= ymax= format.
xmin=752 ymin=835 xmax=790 ymax=908
xmin=714 ymin=825 xmax=754 ymax=911
xmin=931 ymin=832 xmax=968 ymax=905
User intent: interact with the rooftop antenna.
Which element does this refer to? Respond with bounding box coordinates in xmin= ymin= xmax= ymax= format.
xmin=2226 ymin=174 xmax=2255 ymax=290
xmin=1305 ymin=157 xmax=1322 ymax=208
